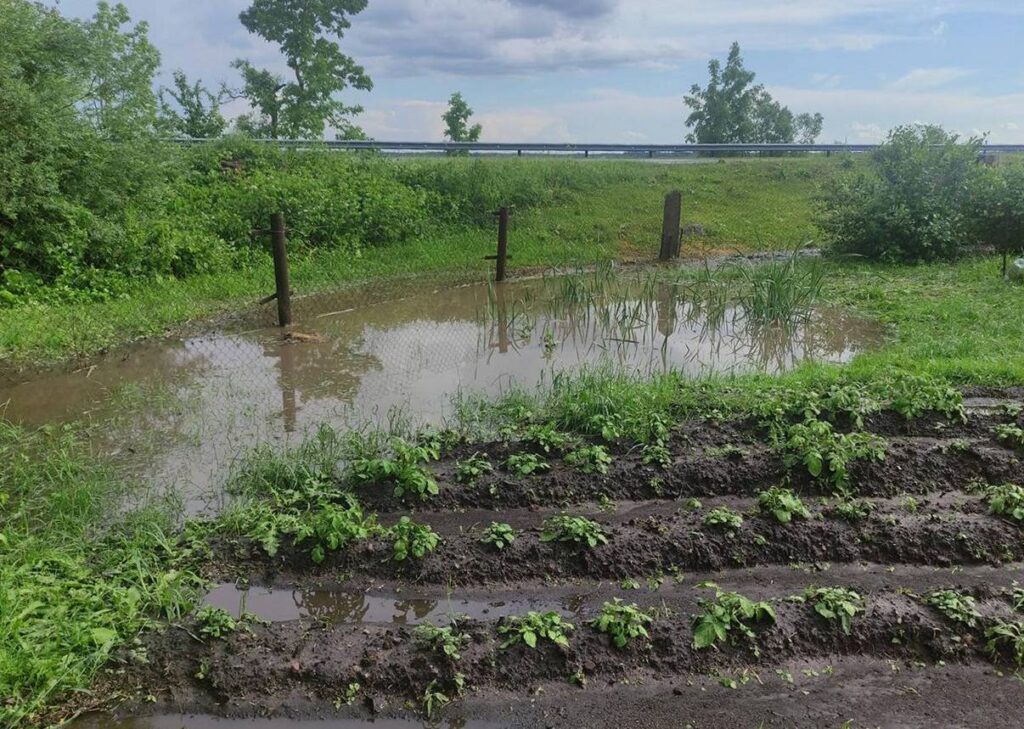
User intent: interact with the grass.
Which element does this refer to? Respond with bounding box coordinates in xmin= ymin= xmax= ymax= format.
xmin=0 ymin=157 xmax=831 ymax=366
xmin=0 ymin=423 xmax=201 ymax=727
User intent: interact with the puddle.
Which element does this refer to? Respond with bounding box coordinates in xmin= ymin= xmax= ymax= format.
xmin=0 ymin=269 xmax=881 ymax=512
xmin=203 ymin=583 xmax=573 ymax=625
xmin=71 ymin=715 xmax=499 ymax=728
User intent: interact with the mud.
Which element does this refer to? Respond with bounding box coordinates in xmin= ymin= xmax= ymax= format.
xmin=72 ymin=394 xmax=1024 ymax=728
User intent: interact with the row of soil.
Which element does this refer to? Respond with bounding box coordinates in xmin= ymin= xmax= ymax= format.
xmin=109 ymin=585 xmax=1024 ymax=720
xmin=354 ymin=429 xmax=1024 ymax=514
xmin=211 ymin=503 xmax=1024 ymax=586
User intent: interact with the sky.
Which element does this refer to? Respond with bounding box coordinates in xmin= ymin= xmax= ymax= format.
xmin=52 ymin=0 xmax=1024 ymax=143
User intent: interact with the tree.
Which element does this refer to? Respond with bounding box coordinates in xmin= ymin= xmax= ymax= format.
xmin=684 ymin=42 xmax=823 ymax=144
xmin=231 ymin=0 xmax=373 ymax=139
xmin=158 ymin=70 xmax=227 ymax=138
xmin=442 ymin=92 xmax=482 ymax=143
xmin=1 ymin=0 xmax=164 ymax=289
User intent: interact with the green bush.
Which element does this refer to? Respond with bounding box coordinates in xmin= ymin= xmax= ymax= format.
xmin=817 ymin=125 xmax=983 ymax=262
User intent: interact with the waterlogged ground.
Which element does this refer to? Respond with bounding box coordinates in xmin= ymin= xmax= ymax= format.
xmin=0 ymin=265 xmax=880 ymax=513
xmin=74 ymin=390 xmax=1024 ymax=728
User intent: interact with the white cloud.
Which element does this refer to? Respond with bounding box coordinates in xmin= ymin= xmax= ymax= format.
xmin=887 ymin=67 xmax=972 ymax=92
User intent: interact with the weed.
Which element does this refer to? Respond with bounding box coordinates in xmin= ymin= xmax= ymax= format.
xmin=499 ymin=611 xmax=574 ymax=649
xmin=589 ymin=599 xmax=654 ymax=649
xmin=564 ymin=444 xmax=613 ymax=475
xmin=454 ymin=453 xmax=493 ymax=484
xmin=707 ymin=444 xmax=745 ymax=460
xmin=692 ymin=582 xmax=776 ymax=655
xmin=926 ymin=590 xmax=980 ymax=628
xmin=995 ymin=424 xmax=1024 ymax=450
xmin=987 ymin=483 xmax=1024 ymax=522
xmin=195 ymin=605 xmax=237 ymax=640
xmin=504 ymin=452 xmax=550 ymax=476
xmin=802 ymin=587 xmax=865 ymax=634
xmin=415 ymin=622 xmax=469 ymax=662
xmin=757 ymin=486 xmax=812 ymax=524
xmin=391 ymin=517 xmax=441 ymax=561
xmin=540 ymin=515 xmax=609 ymax=548
xmin=480 ymin=522 xmax=517 ymax=551
xmin=703 ymin=507 xmax=745 ymax=531
xmin=351 ymin=437 xmax=439 ymax=500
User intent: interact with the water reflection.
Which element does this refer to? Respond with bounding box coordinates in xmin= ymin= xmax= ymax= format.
xmin=0 ymin=268 xmax=882 ymax=511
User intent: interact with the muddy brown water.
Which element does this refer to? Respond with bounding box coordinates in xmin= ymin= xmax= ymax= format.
xmin=0 ymin=270 xmax=881 ymax=513
xmin=203 ymin=583 xmax=574 ymax=625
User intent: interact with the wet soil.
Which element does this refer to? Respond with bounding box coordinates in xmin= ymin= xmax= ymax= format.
xmin=76 ymin=394 xmax=1024 ymax=728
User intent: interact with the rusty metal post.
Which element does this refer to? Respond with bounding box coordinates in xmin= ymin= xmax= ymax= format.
xmin=495 ymin=206 xmax=509 ymax=282
xmin=658 ymin=191 xmax=682 ymax=261
xmin=271 ymin=213 xmax=291 ymax=326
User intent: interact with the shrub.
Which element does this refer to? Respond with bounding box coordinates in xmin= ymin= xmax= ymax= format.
xmin=589 ymin=599 xmax=654 ymax=649
xmin=817 ymin=125 xmax=983 ymax=262
xmin=970 ymin=162 xmax=1024 ymax=268
xmin=498 ymin=611 xmax=573 ymax=649
xmin=540 ymin=515 xmax=609 ymax=548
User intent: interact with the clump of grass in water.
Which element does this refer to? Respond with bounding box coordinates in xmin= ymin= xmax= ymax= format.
xmin=729 ymin=252 xmax=825 ymax=326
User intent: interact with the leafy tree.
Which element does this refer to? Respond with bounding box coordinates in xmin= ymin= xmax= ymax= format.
xmin=684 ymin=42 xmax=823 ymax=144
xmin=442 ymin=92 xmax=482 ymax=143
xmin=158 ymin=70 xmax=227 ymax=138
xmin=0 ymin=0 xmax=165 ymax=293
xmin=231 ymin=0 xmax=373 ymax=139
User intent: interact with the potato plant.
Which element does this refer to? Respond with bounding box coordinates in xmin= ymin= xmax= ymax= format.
xmin=589 ymin=599 xmax=654 ymax=649
xmin=498 ymin=611 xmax=573 ymax=649
xmin=692 ymin=582 xmax=776 ymax=656
xmin=757 ymin=486 xmax=812 ymax=524
xmin=802 ymin=587 xmax=865 ymax=634
xmin=540 ymin=515 xmax=609 ymax=548
xmin=926 ymin=590 xmax=980 ymax=628
xmin=391 ymin=517 xmax=440 ymax=561
xmin=350 ymin=438 xmax=439 ymax=500
xmin=703 ymin=507 xmax=744 ymax=530
xmin=454 ymin=453 xmax=493 ymax=484
xmin=564 ymin=444 xmax=613 ymax=475
xmin=480 ymin=522 xmax=517 ymax=550
xmin=504 ymin=452 xmax=550 ymax=476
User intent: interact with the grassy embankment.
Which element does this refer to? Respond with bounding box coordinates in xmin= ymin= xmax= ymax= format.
xmin=0 ymin=157 xmax=824 ymax=366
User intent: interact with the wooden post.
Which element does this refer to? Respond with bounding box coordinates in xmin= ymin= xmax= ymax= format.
xmin=658 ymin=191 xmax=682 ymax=261
xmin=495 ymin=206 xmax=509 ymax=282
xmin=271 ymin=213 xmax=291 ymax=326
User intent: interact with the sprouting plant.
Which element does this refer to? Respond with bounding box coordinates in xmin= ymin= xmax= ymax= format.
xmin=706 ymin=444 xmax=744 ymax=460
xmin=480 ymin=522 xmax=517 ymax=550
xmin=926 ymin=590 xmax=980 ymax=628
xmin=778 ymin=420 xmax=886 ymax=492
xmin=830 ymin=498 xmax=874 ymax=522
xmin=703 ymin=507 xmax=744 ymax=531
xmin=520 ymin=423 xmax=575 ymax=453
xmin=641 ymin=443 xmax=671 ymax=469
xmin=564 ymin=444 xmax=613 ymax=475
xmin=901 ymin=496 xmax=919 ymax=513
xmin=987 ymin=483 xmax=1024 ymax=522
xmin=391 ymin=517 xmax=440 ymax=561
xmin=995 ymin=424 xmax=1024 ymax=450
xmin=540 ymin=515 xmax=609 ymax=548
xmin=682 ymin=498 xmax=703 ymax=511
xmin=498 ymin=611 xmax=574 ymax=649
xmin=415 ymin=622 xmax=469 ymax=662
xmin=803 ymin=587 xmax=865 ymax=634
xmin=195 ymin=605 xmax=237 ymax=639
xmin=293 ymin=500 xmax=377 ymax=564
xmin=692 ymin=582 xmax=776 ymax=655
xmin=351 ymin=437 xmax=439 ymax=500
xmin=422 ymin=675 xmax=465 ymax=718
xmin=504 ymin=452 xmax=550 ymax=476
xmin=589 ymin=599 xmax=654 ymax=649
xmin=757 ymin=486 xmax=812 ymax=524
xmin=985 ymin=619 xmax=1024 ymax=668
xmin=454 ymin=453 xmax=493 ymax=484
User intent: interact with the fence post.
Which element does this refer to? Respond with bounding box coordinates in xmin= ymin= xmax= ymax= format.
xmin=270 ymin=213 xmax=291 ymax=326
xmin=495 ymin=206 xmax=509 ymax=282
xmin=658 ymin=191 xmax=682 ymax=261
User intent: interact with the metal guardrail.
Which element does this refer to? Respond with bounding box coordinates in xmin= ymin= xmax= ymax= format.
xmin=175 ymin=139 xmax=1024 ymax=156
